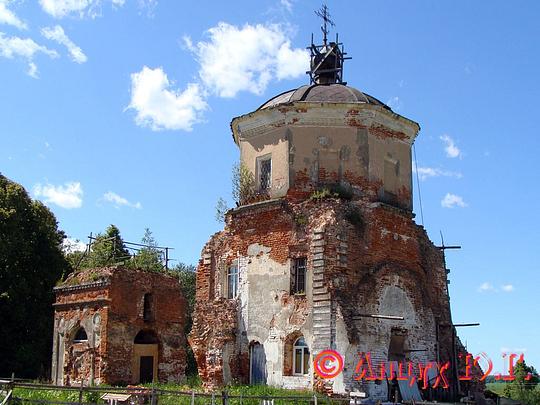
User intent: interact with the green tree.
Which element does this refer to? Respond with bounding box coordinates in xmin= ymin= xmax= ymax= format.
xmin=503 ymin=360 xmax=540 ymax=405
xmin=131 ymin=228 xmax=163 ymax=272
xmin=0 ymin=174 xmax=70 ymax=378
xmin=76 ymin=224 xmax=130 ymax=269
xmin=169 ymin=263 xmax=197 ymax=375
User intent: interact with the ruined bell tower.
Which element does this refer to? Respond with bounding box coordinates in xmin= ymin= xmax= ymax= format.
xmin=189 ymin=9 xmax=464 ymax=401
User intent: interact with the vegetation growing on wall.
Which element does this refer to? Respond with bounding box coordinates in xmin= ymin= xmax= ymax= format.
xmin=232 ymin=162 xmax=256 ymax=205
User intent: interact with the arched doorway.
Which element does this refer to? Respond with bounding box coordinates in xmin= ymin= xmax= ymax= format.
xmin=249 ymin=342 xmax=267 ymax=385
xmin=132 ymin=330 xmax=159 ymax=384
xmin=63 ymin=326 xmax=91 ymax=385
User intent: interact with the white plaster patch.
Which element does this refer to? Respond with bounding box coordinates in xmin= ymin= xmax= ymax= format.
xmin=247 ymin=243 xmax=271 ymax=257
xmin=379 ymin=285 xmax=416 ymax=325
xmin=380 ymin=228 xmax=412 ymax=242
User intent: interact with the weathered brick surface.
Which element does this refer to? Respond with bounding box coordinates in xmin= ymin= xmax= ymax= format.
xmin=190 ymin=192 xmax=477 ymax=398
xmin=194 ymin=97 xmax=477 ymax=399
xmin=52 ymin=267 xmax=186 ymax=386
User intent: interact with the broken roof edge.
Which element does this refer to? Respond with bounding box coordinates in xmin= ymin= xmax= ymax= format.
xmin=55 ymin=265 xmax=181 ymax=290
xmin=230 ymin=101 xmax=421 ymax=145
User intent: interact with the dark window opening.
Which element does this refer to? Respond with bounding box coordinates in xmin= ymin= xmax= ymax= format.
xmin=227 ymin=265 xmax=239 ymax=299
xmin=291 ymin=257 xmax=307 ymax=294
xmin=388 ymin=328 xmax=407 ymax=362
xmin=143 ymin=293 xmax=153 ymax=321
xmin=259 ymin=158 xmax=271 ymax=191
xmin=134 ymin=329 xmax=158 ymax=344
xmin=73 ymin=327 xmax=88 ymax=343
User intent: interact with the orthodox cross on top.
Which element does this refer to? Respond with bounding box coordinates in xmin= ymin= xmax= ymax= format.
xmin=307 ymin=4 xmax=351 ymax=85
xmin=315 ymin=4 xmax=335 ymax=45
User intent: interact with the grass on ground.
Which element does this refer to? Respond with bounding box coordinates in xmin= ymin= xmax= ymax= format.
xmin=5 ymin=378 xmax=344 ymax=405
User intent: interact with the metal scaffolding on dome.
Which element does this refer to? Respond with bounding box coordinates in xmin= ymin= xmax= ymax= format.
xmin=307 ymin=4 xmax=351 ymax=85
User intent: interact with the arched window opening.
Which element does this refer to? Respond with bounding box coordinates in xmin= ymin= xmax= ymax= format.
xmin=73 ymin=327 xmax=88 ymax=343
xmin=227 ymin=265 xmax=239 ymax=299
xmin=143 ymin=293 xmax=153 ymax=321
xmin=134 ymin=329 xmax=158 ymax=344
xmin=293 ymin=337 xmax=310 ymax=375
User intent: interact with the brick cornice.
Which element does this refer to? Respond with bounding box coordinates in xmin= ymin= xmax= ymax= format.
xmin=54 ymin=280 xmax=110 ymax=293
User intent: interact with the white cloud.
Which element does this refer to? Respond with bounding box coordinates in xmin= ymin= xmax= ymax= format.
xmin=102 ymin=191 xmax=142 ymax=209
xmin=441 ymin=193 xmax=467 ymax=208
xmin=440 ymin=134 xmax=462 ymax=158
xmin=27 ymin=61 xmax=38 ymax=77
xmin=38 ymin=0 xmax=156 ymax=18
xmin=478 ymin=282 xmax=495 ymax=293
xmin=478 ymin=282 xmax=515 ymax=294
xmin=39 ymin=0 xmax=97 ymax=18
xmin=0 ymin=32 xmax=58 ymax=77
xmin=280 ymin=0 xmax=293 ymax=13
xmin=386 ymin=96 xmax=402 ymax=111
xmin=276 ymin=42 xmax=309 ymax=80
xmin=62 ymin=237 xmax=87 ymax=253
xmin=413 ymin=166 xmax=462 ymax=181
xmin=34 ymin=181 xmax=83 ymax=209
xmin=184 ymin=22 xmax=309 ymax=98
xmin=501 ymin=284 xmax=514 ymax=292
xmin=0 ymin=0 xmax=27 ymax=30
xmin=41 ymin=25 xmax=87 ymax=63
xmin=127 ymin=66 xmax=207 ymax=131
xmin=137 ymin=0 xmax=157 ymax=17
xmin=129 ymin=22 xmax=307 ymax=131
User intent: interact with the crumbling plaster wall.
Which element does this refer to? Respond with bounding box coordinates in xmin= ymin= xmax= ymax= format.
xmin=52 ymin=282 xmax=109 ymax=386
xmin=313 ymin=200 xmax=451 ymax=399
xmin=234 ymin=103 xmax=417 ymax=209
xmin=239 ymin=128 xmax=289 ymax=198
xmin=190 ymin=199 xmax=315 ymax=389
xmin=191 ymin=195 xmax=455 ymax=397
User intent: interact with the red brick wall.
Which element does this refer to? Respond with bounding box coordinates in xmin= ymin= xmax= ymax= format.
xmin=106 ymin=268 xmax=186 ymax=384
xmin=191 ymin=195 xmax=461 ymax=393
xmin=53 ymin=267 xmax=187 ymax=386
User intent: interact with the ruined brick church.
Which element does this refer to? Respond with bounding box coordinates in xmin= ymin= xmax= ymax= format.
xmin=189 ymin=22 xmax=465 ymax=400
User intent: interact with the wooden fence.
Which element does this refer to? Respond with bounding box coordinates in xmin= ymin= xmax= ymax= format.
xmin=0 ymin=379 xmax=359 ymax=405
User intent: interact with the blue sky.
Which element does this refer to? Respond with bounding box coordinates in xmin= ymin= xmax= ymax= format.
xmin=1 ymin=0 xmax=539 ymax=375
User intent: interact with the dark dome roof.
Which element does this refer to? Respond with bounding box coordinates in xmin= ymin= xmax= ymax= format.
xmin=258 ymin=83 xmax=391 ymax=111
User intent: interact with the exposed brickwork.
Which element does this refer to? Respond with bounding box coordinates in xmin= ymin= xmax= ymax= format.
xmin=194 ymin=89 xmax=477 ymax=400
xmin=288 ymin=166 xmax=409 ymax=211
xmin=52 ymin=267 xmax=186 ymax=386
xmin=189 ymin=297 xmax=238 ymax=386
xmin=191 ymin=190 xmax=477 ymax=399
